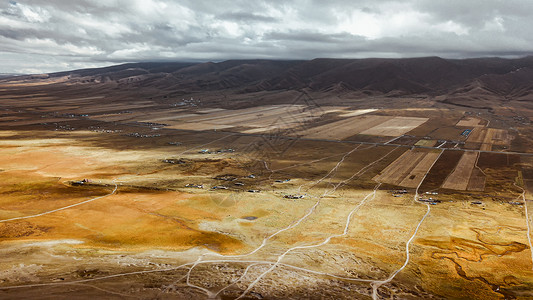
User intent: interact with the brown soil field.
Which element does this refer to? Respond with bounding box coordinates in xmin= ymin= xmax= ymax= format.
xmin=138 ymin=113 xmax=199 ymax=123
xmin=197 ymin=108 xmax=227 ymax=113
xmin=166 ymin=122 xmax=235 ymax=131
xmin=441 ymin=152 xmax=478 ymax=190
xmin=373 ymin=148 xmax=440 ymax=187
xmin=89 ymin=112 xmax=145 ymax=122
xmin=480 ymin=128 xmax=495 ymax=151
xmin=359 ymin=116 xmax=429 ymax=136
xmin=297 ymin=115 xmax=391 ymax=140
xmin=151 ymin=105 xmax=335 ymax=133
xmin=0 ymin=116 xmax=31 ymax=121
xmin=467 ymin=167 xmax=486 ymax=191
xmin=466 ymin=127 xmax=486 ymax=143
xmin=491 ymin=128 xmax=512 ymax=146
xmin=0 ymin=118 xmax=73 ymax=126
xmin=399 ymin=151 xmax=441 ymax=188
xmin=178 ymin=105 xmax=290 ymax=123
xmin=419 ymin=150 xmax=464 ymax=191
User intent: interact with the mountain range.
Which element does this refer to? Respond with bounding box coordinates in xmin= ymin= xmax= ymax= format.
xmin=8 ymin=56 xmax=533 ymax=101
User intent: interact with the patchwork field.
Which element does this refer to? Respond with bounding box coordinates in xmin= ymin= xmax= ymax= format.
xmin=359 ymin=116 xmax=428 ymax=137
xmin=130 ymin=105 xmax=348 ymax=133
xmin=290 ymin=111 xmax=427 ymax=140
xmin=441 ymin=152 xmax=479 ymax=190
xmin=465 ymin=128 xmax=512 ymax=151
xmin=373 ymin=148 xmax=441 ymax=188
xmin=296 ymin=115 xmax=391 ymax=139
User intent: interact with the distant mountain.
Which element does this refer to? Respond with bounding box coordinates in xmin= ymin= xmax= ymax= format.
xmin=12 ymin=56 xmax=533 ymax=99
xmin=0 ymin=73 xmax=23 ymax=79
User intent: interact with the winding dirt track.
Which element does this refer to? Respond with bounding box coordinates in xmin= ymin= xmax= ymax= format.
xmin=0 ymin=181 xmax=118 ymax=223
xmin=370 ymin=149 xmax=444 ymax=300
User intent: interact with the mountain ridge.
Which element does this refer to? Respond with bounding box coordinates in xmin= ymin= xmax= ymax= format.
xmin=6 ymin=56 xmax=533 ymax=100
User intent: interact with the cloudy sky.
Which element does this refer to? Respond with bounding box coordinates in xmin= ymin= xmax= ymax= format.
xmin=1 ymin=0 xmax=533 ymax=73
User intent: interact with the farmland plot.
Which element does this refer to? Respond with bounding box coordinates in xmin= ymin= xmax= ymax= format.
xmin=373 ymin=149 xmax=440 ymax=188
xmin=297 ymin=115 xmax=391 ymax=140
xmin=441 ymin=152 xmax=479 ymax=190
xmin=359 ymin=116 xmax=429 ymax=136
xmin=456 ymin=116 xmax=485 ymax=127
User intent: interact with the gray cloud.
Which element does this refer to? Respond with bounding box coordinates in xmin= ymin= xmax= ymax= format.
xmin=216 ymin=12 xmax=279 ymax=23
xmin=1 ymin=0 xmax=533 ymax=73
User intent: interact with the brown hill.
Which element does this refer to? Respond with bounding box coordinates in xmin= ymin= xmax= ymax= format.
xmin=7 ymin=56 xmax=533 ymax=100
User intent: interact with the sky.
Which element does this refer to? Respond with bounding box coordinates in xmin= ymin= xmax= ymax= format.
xmin=1 ymin=0 xmax=533 ymax=74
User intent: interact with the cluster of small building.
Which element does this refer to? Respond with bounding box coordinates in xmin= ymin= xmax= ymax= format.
xmin=71 ymin=179 xmax=90 ymax=186
xmin=135 ymin=122 xmax=168 ymax=127
xmin=275 ymin=179 xmax=291 ymax=183
xmin=198 ymin=148 xmax=235 ymax=154
xmin=418 ymin=191 xmax=440 ymax=205
xmin=461 ymin=129 xmax=472 ymax=137
xmin=185 ymin=184 xmax=203 ymax=188
xmin=55 ymin=124 xmax=76 ymax=131
xmin=213 ymin=174 xmax=238 ymax=181
xmin=418 ymin=198 xmax=441 ymax=205
xmin=184 ymin=173 xmax=260 ymax=192
xmin=163 ymin=158 xmax=187 ymax=164
xmin=391 ymin=189 xmax=408 ymax=197
xmin=284 ymin=194 xmax=305 ymax=199
xmin=88 ymin=126 xmax=123 ymax=134
xmin=171 ymin=97 xmax=199 ymax=107
xmin=125 ymin=132 xmax=161 ymax=138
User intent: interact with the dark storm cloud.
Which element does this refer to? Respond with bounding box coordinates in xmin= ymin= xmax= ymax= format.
xmin=216 ymin=12 xmax=278 ymax=23
xmin=1 ymin=0 xmax=533 ymax=73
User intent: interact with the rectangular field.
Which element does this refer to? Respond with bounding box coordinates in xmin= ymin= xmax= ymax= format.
xmin=398 ymin=151 xmax=442 ymax=188
xmin=359 ymin=116 xmax=429 ymax=137
xmin=467 ymin=168 xmax=486 ymax=191
xmin=296 ymin=115 xmax=391 ymax=140
xmin=456 ymin=117 xmax=484 ymax=127
xmin=465 ymin=128 xmax=486 ymax=143
xmin=466 ymin=128 xmax=511 ymax=151
xmin=415 ymin=139 xmax=437 ymax=147
xmin=373 ymin=149 xmax=440 ymax=188
xmin=441 ymin=152 xmax=478 ymax=190
xmin=480 ymin=128 xmax=495 ymax=151
xmin=491 ymin=129 xmax=512 ymax=146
